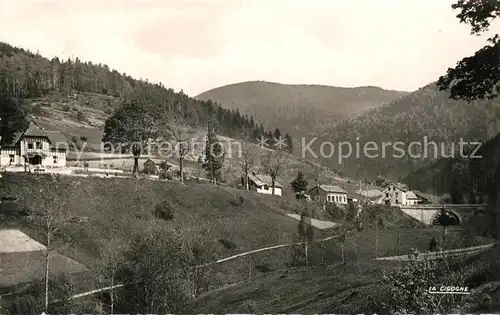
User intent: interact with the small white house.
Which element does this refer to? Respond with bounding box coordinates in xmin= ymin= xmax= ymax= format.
xmin=245 ymin=172 xmax=283 ymax=196
xmin=376 ymin=182 xmax=420 ymax=206
xmin=0 ymin=121 xmax=67 ymax=169
xmin=308 ymin=184 xmax=348 ymax=205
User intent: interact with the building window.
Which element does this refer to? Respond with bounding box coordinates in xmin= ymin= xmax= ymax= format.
xmin=53 ymin=156 xmax=58 ymax=164
xmin=9 ymin=155 xmax=14 ymax=164
xmin=343 ymin=196 xmax=346 ymax=203
xmin=396 ymin=199 xmax=399 ymax=204
xmin=395 ymin=192 xmax=398 ymax=197
xmin=386 ymin=193 xmax=389 ymax=198
xmin=36 ymin=142 xmax=42 ymax=149
xmin=27 ymin=143 xmax=34 ymax=149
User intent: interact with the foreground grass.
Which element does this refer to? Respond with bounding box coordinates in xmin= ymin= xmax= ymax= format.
xmin=188 ymin=260 xmax=399 ymax=313
xmin=189 ymin=244 xmax=500 ymax=313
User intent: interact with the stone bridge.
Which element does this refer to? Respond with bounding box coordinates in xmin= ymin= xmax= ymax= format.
xmin=399 ymin=204 xmax=486 ymax=225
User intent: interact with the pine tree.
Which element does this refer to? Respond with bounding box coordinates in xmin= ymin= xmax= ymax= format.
xmin=285 ymin=134 xmax=293 ymax=152
xmin=251 ymin=127 xmax=261 ymax=141
xmin=273 ymin=128 xmax=281 ymax=141
xmin=265 ymin=131 xmax=273 ymax=147
xmin=291 ymin=171 xmax=308 ymax=194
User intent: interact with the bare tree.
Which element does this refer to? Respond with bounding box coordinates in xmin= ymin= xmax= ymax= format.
xmin=38 ymin=181 xmax=72 ymax=313
xmin=239 ymin=137 xmax=259 ymax=190
xmin=96 ymin=235 xmax=124 ymax=314
xmin=298 ymin=209 xmax=315 ymax=266
xmin=338 ymin=227 xmax=347 ymax=263
xmin=163 ymin=113 xmax=197 ymax=184
xmin=263 ymin=149 xmax=286 ymax=196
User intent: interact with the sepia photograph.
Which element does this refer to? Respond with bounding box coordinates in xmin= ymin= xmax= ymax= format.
xmin=0 ymin=0 xmax=499 ymax=313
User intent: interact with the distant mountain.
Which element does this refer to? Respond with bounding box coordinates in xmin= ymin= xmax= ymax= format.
xmin=195 ymin=81 xmax=409 ymax=140
xmin=314 ymin=82 xmax=500 ymax=181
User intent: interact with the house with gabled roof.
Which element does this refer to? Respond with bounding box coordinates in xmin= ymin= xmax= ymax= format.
xmin=0 ymin=121 xmax=67 ymax=169
xmin=244 ymin=172 xmax=283 ymax=196
xmin=308 ymin=184 xmax=348 ymax=205
xmin=375 ymin=182 xmax=420 ymax=206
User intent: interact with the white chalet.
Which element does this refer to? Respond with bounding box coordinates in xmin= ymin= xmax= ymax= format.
xmin=308 ymin=185 xmax=348 ymax=205
xmin=0 ymin=121 xmax=67 ymax=169
xmin=245 ymin=172 xmax=283 ymax=196
xmin=376 ymin=182 xmax=419 ymax=206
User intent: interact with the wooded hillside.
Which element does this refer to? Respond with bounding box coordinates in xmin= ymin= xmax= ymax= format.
xmin=0 ymin=42 xmax=290 ymax=150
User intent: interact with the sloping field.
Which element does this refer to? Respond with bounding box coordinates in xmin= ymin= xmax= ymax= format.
xmin=188 ymin=260 xmax=399 ymax=313
xmin=189 ymin=243 xmax=499 ymax=314
xmin=0 ymin=250 xmax=88 ymax=289
xmin=0 ymin=173 xmax=328 ymax=286
xmin=0 ymin=229 xmax=88 ymax=289
xmin=0 ymin=173 xmax=493 ymax=292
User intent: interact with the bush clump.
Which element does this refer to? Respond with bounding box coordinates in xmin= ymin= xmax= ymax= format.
xmin=230 ymin=195 xmax=244 ymax=207
xmin=154 ymin=201 xmax=174 ymax=221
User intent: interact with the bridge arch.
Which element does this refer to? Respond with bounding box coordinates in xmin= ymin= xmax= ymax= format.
xmin=431 ymin=210 xmax=461 ymax=226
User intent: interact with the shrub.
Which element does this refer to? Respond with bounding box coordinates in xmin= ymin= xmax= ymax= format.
xmin=325 ymin=203 xmax=345 ymax=220
xmin=154 ymin=201 xmax=174 ymax=221
xmin=114 ymin=230 xmax=189 ymax=313
xmin=381 ymin=256 xmax=468 ymax=313
xmin=239 ymin=300 xmax=259 ymax=313
xmin=346 ymin=202 xmax=358 ymax=221
xmin=62 ymin=104 xmax=70 ymax=112
xmin=219 ymin=238 xmax=236 ymax=250
xmin=79 ymin=136 xmax=87 ymax=142
xmin=230 ymin=195 xmax=244 ymax=207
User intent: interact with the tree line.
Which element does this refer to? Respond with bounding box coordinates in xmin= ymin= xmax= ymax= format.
xmin=0 ymin=42 xmax=293 ymax=152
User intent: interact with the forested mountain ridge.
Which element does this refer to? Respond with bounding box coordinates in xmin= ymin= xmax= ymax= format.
xmin=0 ymin=42 xmax=290 ymax=150
xmin=404 ymin=131 xmax=500 ymax=203
xmin=195 ymin=80 xmax=408 ymax=142
xmin=317 ymin=82 xmax=500 ymax=180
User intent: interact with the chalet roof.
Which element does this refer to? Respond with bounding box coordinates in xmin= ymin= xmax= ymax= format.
xmin=317 ymin=185 xmax=347 ymax=194
xmin=248 ymin=173 xmax=283 ymax=188
xmin=3 ymin=131 xmax=24 ymax=147
xmin=406 ymin=191 xmax=419 ymax=199
xmin=1 ymin=121 xmax=67 ymax=150
xmin=383 ymin=182 xmax=408 ymax=192
xmin=24 ymin=121 xmax=47 ymax=137
xmin=143 ymin=158 xmax=156 ymax=165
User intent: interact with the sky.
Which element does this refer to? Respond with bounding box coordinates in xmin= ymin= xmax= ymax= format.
xmin=0 ymin=0 xmax=497 ymax=96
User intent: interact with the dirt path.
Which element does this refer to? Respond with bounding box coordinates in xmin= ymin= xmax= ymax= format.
xmin=286 ymin=214 xmax=337 ymax=229
xmin=0 ymin=229 xmax=46 ymax=252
